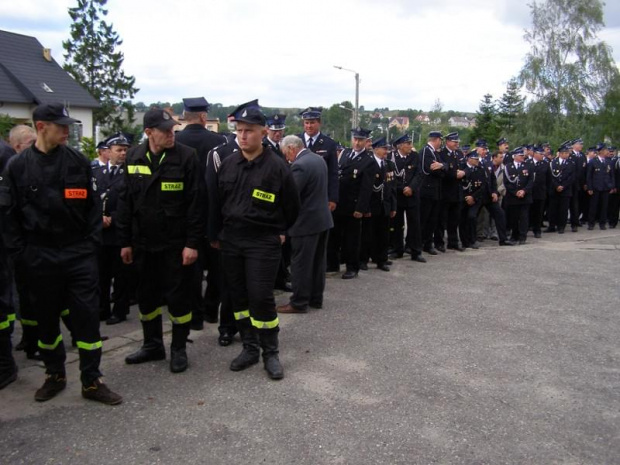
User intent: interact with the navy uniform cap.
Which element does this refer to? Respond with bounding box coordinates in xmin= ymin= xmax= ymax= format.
xmin=559 ymin=144 xmax=572 ymax=152
xmin=560 ymin=140 xmax=572 ymax=150
xmin=572 ymin=138 xmax=584 ymax=145
xmin=596 ymin=142 xmax=607 ymax=151
xmin=468 ymin=151 xmax=480 ymax=159
xmin=511 ymin=146 xmax=525 ymax=156
xmin=461 ymin=144 xmax=471 ymax=151
xmin=182 ymin=97 xmax=210 ymax=113
xmin=105 ymin=132 xmax=131 ymax=147
xmin=475 ymin=139 xmax=488 ymax=148
xmin=96 ymin=140 xmax=109 ymax=150
xmin=525 ymin=144 xmax=534 ymax=150
xmin=300 ymin=107 xmax=323 ymax=119
xmin=586 ymin=146 xmax=598 ymax=153
xmin=445 ymin=132 xmax=460 ymax=142
xmin=542 ymin=142 xmax=551 ymax=148
xmin=497 ymin=137 xmax=508 ymax=146
xmin=371 ymin=137 xmax=390 ymax=149
xmin=266 ymin=113 xmax=287 ymax=130
xmin=533 ymin=145 xmax=544 ymax=153
xmin=351 ymin=127 xmax=372 ymax=139
xmin=609 ymin=146 xmax=617 ymax=151
xmin=228 ymin=99 xmax=266 ymax=126
xmin=392 ymin=134 xmax=412 ymax=147
xmin=428 ymin=131 xmax=443 ymax=139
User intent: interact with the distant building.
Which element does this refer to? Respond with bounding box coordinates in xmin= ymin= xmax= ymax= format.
xmin=414 ymin=114 xmax=430 ymax=123
xmin=388 ymin=116 xmax=410 ymax=131
xmin=0 ymin=29 xmax=98 ymax=141
xmin=448 ymin=116 xmax=472 ymax=128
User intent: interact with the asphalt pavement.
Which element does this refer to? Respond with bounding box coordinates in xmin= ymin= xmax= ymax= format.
xmin=1 ymin=227 xmax=620 ymax=464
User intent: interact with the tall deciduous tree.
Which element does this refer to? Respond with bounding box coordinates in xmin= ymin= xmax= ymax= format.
xmin=518 ymin=0 xmax=618 ymax=120
xmin=63 ymin=0 xmax=138 ymax=139
xmin=497 ymin=78 xmax=525 ymax=135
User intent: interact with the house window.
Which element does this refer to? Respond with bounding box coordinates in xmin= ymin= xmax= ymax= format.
xmin=68 ymin=123 xmax=82 ymax=150
xmin=41 ymin=82 xmax=54 ymax=93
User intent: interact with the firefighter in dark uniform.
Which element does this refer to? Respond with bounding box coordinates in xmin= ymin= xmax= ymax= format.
xmin=546 ymin=143 xmax=575 ymax=233
xmin=526 ymin=145 xmax=551 ymax=238
xmin=389 ymin=134 xmax=425 ymax=262
xmin=608 ymin=147 xmax=620 ymax=228
xmin=0 ymin=207 xmax=17 ymax=389
xmin=264 ymin=114 xmax=286 ymax=160
xmin=460 ymin=147 xmax=515 ymax=248
xmin=117 ymin=108 xmax=203 ymax=373
xmin=570 ymin=138 xmax=588 ymax=229
xmin=504 ymin=147 xmax=534 ymax=244
xmin=211 ymin=100 xmax=300 ymax=380
xmin=0 ymin=103 xmax=121 ymax=404
xmin=586 ymin=143 xmax=615 ymax=230
xmin=93 ymin=133 xmax=132 ymax=325
xmin=419 ymin=131 xmax=446 ymax=255
xmin=435 ymin=132 xmax=466 ymax=251
xmin=359 ymin=137 xmax=396 ymax=271
xmin=174 ymin=97 xmax=226 ymax=331
xmin=298 ymin=107 xmax=339 ymax=211
xmin=327 ymin=128 xmax=374 ymax=279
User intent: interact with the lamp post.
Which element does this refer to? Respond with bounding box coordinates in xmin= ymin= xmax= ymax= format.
xmin=338 ymin=104 xmax=354 ymax=139
xmin=334 ymin=66 xmax=359 ymax=127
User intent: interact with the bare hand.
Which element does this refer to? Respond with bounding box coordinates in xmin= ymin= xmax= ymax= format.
xmin=120 ymin=247 xmax=133 ymax=265
xmin=280 ymin=235 xmax=286 ymax=244
xmin=210 ymin=241 xmax=220 ymax=250
xmin=557 ymin=186 xmax=564 ymax=192
xmin=588 ymin=190 xmax=594 ymax=196
xmin=390 ymin=211 xmax=396 ymax=218
xmin=516 ymin=190 xmax=525 ymax=198
xmin=102 ymin=216 xmax=112 ymax=228
xmin=353 ymin=211 xmax=363 ymax=219
xmin=465 ymin=196 xmax=475 ymax=206
xmin=430 ymin=161 xmax=444 ymax=171
xmin=491 ymin=193 xmax=498 ymax=203
xmin=182 ymin=247 xmax=198 ymax=266
xmin=328 ymin=202 xmax=337 ymax=212
xmin=403 ymin=187 xmax=412 ymax=197
xmin=456 ymin=170 xmax=465 ymax=179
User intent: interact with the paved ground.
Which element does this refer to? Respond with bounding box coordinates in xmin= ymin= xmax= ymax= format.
xmin=1 ymin=228 xmax=620 ymax=464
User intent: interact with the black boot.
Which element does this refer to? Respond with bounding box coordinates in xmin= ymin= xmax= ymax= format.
xmin=259 ymin=329 xmax=284 ymax=380
xmin=0 ymin=328 xmax=18 ymax=390
xmin=230 ymin=318 xmax=260 ymax=371
xmin=125 ymin=317 xmax=166 ymax=364
xmin=170 ymin=324 xmax=189 ymax=373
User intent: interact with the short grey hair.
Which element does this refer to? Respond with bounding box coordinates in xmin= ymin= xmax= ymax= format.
xmin=280 ymin=135 xmax=304 ymax=151
xmin=9 ymin=124 xmax=35 ymax=146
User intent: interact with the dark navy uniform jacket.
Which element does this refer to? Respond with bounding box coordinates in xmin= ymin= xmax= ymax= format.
xmin=462 ymin=163 xmax=497 ymax=205
xmin=366 ymin=157 xmax=397 ymax=217
xmin=298 ymin=132 xmax=339 ymax=204
xmin=390 ymin=149 xmax=422 ymax=209
xmin=0 ymin=144 xmax=100 ymax=253
xmin=438 ymin=147 xmax=463 ymax=202
xmin=586 ymin=157 xmax=615 ymax=192
xmin=503 ymin=162 xmax=534 ymax=205
xmin=117 ymin=141 xmax=203 ymax=252
xmin=93 ymin=163 xmax=126 ymax=246
xmin=206 ymin=139 xmax=239 ymax=241
xmin=570 ymin=151 xmax=587 ymax=188
xmin=419 ymin=144 xmax=446 ymax=200
xmin=336 ymin=148 xmax=374 ymax=216
xmin=525 ymin=158 xmax=551 ymax=201
xmin=549 ymin=158 xmax=575 ymax=197
xmin=262 ymin=137 xmax=285 ymax=161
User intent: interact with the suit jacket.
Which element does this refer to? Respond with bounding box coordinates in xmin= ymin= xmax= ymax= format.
xmin=299 ymin=132 xmax=339 ymax=204
xmin=336 ymin=148 xmax=374 ymax=215
xmin=438 ymin=147 xmax=462 ymax=202
xmin=527 ymin=159 xmax=551 ymax=200
xmin=93 ymin=163 xmax=126 ymax=246
xmin=288 ymin=149 xmax=333 ymax=237
xmin=419 ymin=143 xmax=446 ymax=200
xmin=503 ymin=162 xmax=534 ymax=205
xmin=570 ymin=151 xmax=587 ymax=187
xmin=586 ymin=157 xmax=615 ymax=192
xmin=462 ymin=163 xmax=496 ymax=205
xmin=549 ymin=158 xmax=575 ymax=197
xmin=390 ymin=149 xmax=422 ymax=208
xmin=366 ymin=157 xmax=397 ymax=216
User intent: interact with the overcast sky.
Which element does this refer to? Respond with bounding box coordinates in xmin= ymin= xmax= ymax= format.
xmin=1 ymin=0 xmax=619 ymax=112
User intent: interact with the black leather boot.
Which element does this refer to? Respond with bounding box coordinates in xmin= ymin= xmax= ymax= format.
xmin=170 ymin=324 xmax=189 ymax=373
xmin=259 ymin=329 xmax=284 ymax=380
xmin=125 ymin=317 xmax=166 ymax=364
xmin=0 ymin=329 xmax=18 ymax=390
xmin=230 ymin=318 xmax=260 ymax=371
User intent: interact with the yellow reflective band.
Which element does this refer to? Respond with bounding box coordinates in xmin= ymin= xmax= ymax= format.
xmin=21 ymin=319 xmax=38 ymax=326
xmin=252 ymin=189 xmax=275 ymax=203
xmin=127 ymin=165 xmax=152 ymax=175
xmin=60 ymin=309 xmax=70 ymax=317
xmin=169 ymin=312 xmax=192 ymax=325
xmin=0 ymin=317 xmax=10 ymax=330
xmin=139 ymin=307 xmax=162 ymax=322
xmin=161 ymin=182 xmax=184 ymax=191
xmin=251 ymin=317 xmax=279 ymax=329
xmin=234 ymin=310 xmax=250 ymax=321
xmin=8 ymin=313 xmax=16 ymax=322
xmin=38 ymin=334 xmax=63 ymax=350
xmin=76 ymin=340 xmax=103 ymax=351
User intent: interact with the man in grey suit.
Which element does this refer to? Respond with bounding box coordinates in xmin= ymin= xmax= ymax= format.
xmin=277 ymin=136 xmax=333 ymax=314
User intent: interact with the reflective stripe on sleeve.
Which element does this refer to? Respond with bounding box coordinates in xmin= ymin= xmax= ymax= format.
xmin=0 ymin=316 xmax=10 ymax=330
xmin=60 ymin=309 xmax=69 ymax=317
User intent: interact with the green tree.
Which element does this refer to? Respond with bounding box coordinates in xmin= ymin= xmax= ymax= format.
xmin=497 ymin=78 xmax=525 ymax=135
xmin=63 ymin=0 xmax=139 ymax=139
xmin=470 ymin=94 xmax=500 ymax=145
xmin=0 ymin=114 xmax=16 ymax=140
xmin=518 ymin=0 xmax=618 ymax=125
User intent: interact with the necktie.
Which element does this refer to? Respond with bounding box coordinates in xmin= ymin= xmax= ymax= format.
xmin=381 ymin=160 xmax=385 ymax=170
xmin=275 ymin=143 xmax=280 ymax=152
xmin=307 ymin=137 xmax=314 ymax=151
xmin=109 ymin=165 xmax=117 ymax=179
